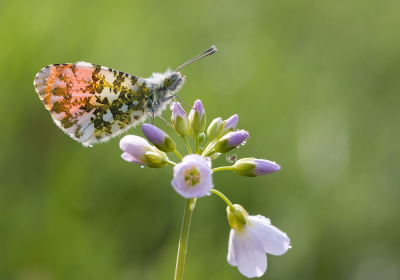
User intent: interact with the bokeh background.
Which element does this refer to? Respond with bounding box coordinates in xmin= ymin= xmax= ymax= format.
xmin=1 ymin=0 xmax=399 ymax=279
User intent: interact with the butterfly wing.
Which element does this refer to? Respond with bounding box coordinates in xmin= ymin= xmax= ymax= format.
xmin=34 ymin=62 xmax=150 ymax=146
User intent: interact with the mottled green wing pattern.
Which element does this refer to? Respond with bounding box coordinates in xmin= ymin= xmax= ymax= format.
xmin=34 ymin=62 xmax=151 ymax=146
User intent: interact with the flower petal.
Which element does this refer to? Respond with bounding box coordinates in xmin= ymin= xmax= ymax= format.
xmin=249 ymin=215 xmax=291 ymax=256
xmin=120 ymin=135 xmax=151 ymax=158
xmin=227 ymin=229 xmax=237 ymax=266
xmin=230 ymin=227 xmax=267 ymax=278
xmin=253 ymin=159 xmax=281 ymax=175
xmin=121 ymin=152 xmax=146 ymax=165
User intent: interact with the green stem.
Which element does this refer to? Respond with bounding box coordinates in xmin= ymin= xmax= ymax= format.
xmin=200 ymin=140 xmax=213 ymax=156
xmin=182 ymin=136 xmax=193 ymax=154
xmin=167 ymin=160 xmax=177 ymax=166
xmin=212 ymin=166 xmax=235 ymax=172
xmin=172 ymin=150 xmax=183 ymax=161
xmin=174 ymin=198 xmax=196 ymax=280
xmin=210 ymin=189 xmax=234 ymax=211
xmin=204 ymin=140 xmax=211 ymax=150
xmin=195 ymin=135 xmax=200 ymax=155
xmin=203 ymin=149 xmax=216 ymax=157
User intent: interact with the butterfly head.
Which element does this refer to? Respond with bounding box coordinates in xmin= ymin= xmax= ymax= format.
xmin=162 ymin=45 xmax=217 ymax=93
xmin=164 ymin=71 xmax=185 ymax=92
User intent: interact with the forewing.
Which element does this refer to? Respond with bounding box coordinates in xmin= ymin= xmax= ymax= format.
xmin=34 ymin=62 xmax=149 ymax=146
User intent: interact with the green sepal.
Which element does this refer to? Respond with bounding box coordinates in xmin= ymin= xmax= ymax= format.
xmin=154 ymin=135 xmax=176 ymax=153
xmin=198 ymin=133 xmax=206 ymax=143
xmin=233 ymin=158 xmax=257 ymax=177
xmin=145 ymin=151 xmax=162 ymax=163
xmin=227 ymin=204 xmax=247 ymax=231
xmin=189 ymin=110 xmax=206 ymax=137
xmin=206 ymin=117 xmax=223 ymax=142
xmin=172 ymin=115 xmax=189 ymax=138
xmin=219 ymin=120 xmax=235 ymax=138
xmin=144 ymin=148 xmax=169 ymax=168
xmin=213 ymin=137 xmax=234 ymax=153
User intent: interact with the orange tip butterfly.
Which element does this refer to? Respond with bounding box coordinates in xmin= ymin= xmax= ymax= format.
xmin=34 ymin=46 xmax=217 ymax=147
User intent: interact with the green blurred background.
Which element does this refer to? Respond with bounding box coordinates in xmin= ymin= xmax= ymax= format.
xmin=1 ymin=0 xmax=399 ymax=279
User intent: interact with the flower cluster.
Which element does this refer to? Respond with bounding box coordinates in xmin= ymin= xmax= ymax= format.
xmin=120 ymin=100 xmax=290 ymax=278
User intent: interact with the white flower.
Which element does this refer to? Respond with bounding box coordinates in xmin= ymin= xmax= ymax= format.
xmin=171 ymin=154 xmax=213 ymax=198
xmin=227 ymin=214 xmax=290 ymax=278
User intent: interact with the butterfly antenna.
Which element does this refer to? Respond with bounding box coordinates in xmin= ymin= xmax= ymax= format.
xmin=174 ymin=45 xmax=217 ymax=72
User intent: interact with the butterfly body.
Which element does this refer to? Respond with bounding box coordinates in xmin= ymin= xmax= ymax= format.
xmin=33 ymin=46 xmax=216 ymax=146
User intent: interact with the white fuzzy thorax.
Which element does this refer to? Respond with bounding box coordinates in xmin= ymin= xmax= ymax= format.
xmin=145 ymin=68 xmax=173 ymax=87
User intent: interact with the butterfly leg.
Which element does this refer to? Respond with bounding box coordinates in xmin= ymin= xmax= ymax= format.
xmin=159 ymin=116 xmax=174 ymax=128
xmin=174 ymin=94 xmax=195 ymax=110
xmin=161 ymin=95 xmax=175 ymax=102
xmin=146 ymin=110 xmax=153 ymax=124
xmin=152 ymin=101 xmax=157 ymax=124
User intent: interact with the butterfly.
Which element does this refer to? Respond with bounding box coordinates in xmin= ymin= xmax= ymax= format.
xmin=34 ymin=46 xmax=217 ymax=147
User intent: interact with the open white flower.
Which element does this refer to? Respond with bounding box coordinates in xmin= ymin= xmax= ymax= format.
xmin=227 ymin=206 xmax=290 ymax=278
xmin=171 ymin=154 xmax=213 ymax=198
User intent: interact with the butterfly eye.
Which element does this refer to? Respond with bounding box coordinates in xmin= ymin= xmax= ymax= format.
xmin=164 ymin=77 xmax=174 ymax=87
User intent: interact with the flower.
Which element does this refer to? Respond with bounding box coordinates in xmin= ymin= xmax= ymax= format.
xmin=171 ymin=154 xmax=213 ymax=198
xmin=213 ymin=130 xmax=249 ymax=153
xmin=141 ymin=123 xmax=176 ymax=153
xmin=233 ymin=158 xmax=281 ymax=177
xmin=171 ymin=102 xmax=189 ymax=137
xmin=220 ymin=114 xmax=239 ymax=138
xmin=227 ymin=205 xmax=290 ymax=278
xmin=120 ymin=135 xmax=169 ymax=168
xmin=189 ymin=99 xmax=206 ymax=137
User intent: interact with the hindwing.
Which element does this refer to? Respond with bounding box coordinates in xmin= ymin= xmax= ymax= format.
xmin=34 ymin=62 xmax=150 ymax=146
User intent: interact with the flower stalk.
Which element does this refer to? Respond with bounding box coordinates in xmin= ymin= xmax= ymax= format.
xmin=174 ymin=198 xmax=196 ymax=280
xmin=212 ymin=166 xmax=236 ymax=173
xmin=182 ymin=136 xmax=193 ymax=154
xmin=172 ymin=149 xmax=183 ymax=160
xmin=210 ymin=189 xmax=234 ymax=211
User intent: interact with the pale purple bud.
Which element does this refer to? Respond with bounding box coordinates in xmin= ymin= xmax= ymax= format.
xmin=227 ymin=130 xmax=249 ymax=146
xmin=189 ymin=99 xmax=206 ymax=137
xmin=141 ymin=123 xmax=176 ymax=153
xmin=254 ymin=159 xmax=281 ymax=175
xmin=193 ymin=99 xmax=205 ymax=118
xmin=234 ymin=158 xmax=281 ymax=177
xmin=171 ymin=102 xmax=187 ymax=120
xmin=142 ymin=123 xmax=164 ymax=145
xmin=220 ymin=114 xmax=239 ymax=137
xmin=213 ymin=130 xmax=249 ymax=153
xmin=171 ymin=102 xmax=189 ymax=137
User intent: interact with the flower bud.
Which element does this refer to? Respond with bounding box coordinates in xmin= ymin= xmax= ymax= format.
xmin=198 ymin=133 xmax=206 ymax=143
xmin=233 ymin=158 xmax=281 ymax=177
xmin=213 ymin=130 xmax=249 ymax=153
xmin=206 ymin=117 xmax=223 ymax=142
xmin=141 ymin=123 xmax=176 ymax=153
xmin=220 ymin=114 xmax=238 ymax=138
xmin=189 ymin=99 xmax=206 ymax=137
xmin=171 ymin=102 xmax=189 ymax=138
xmin=227 ymin=204 xmax=248 ymax=230
xmin=120 ymin=135 xmax=169 ymax=168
